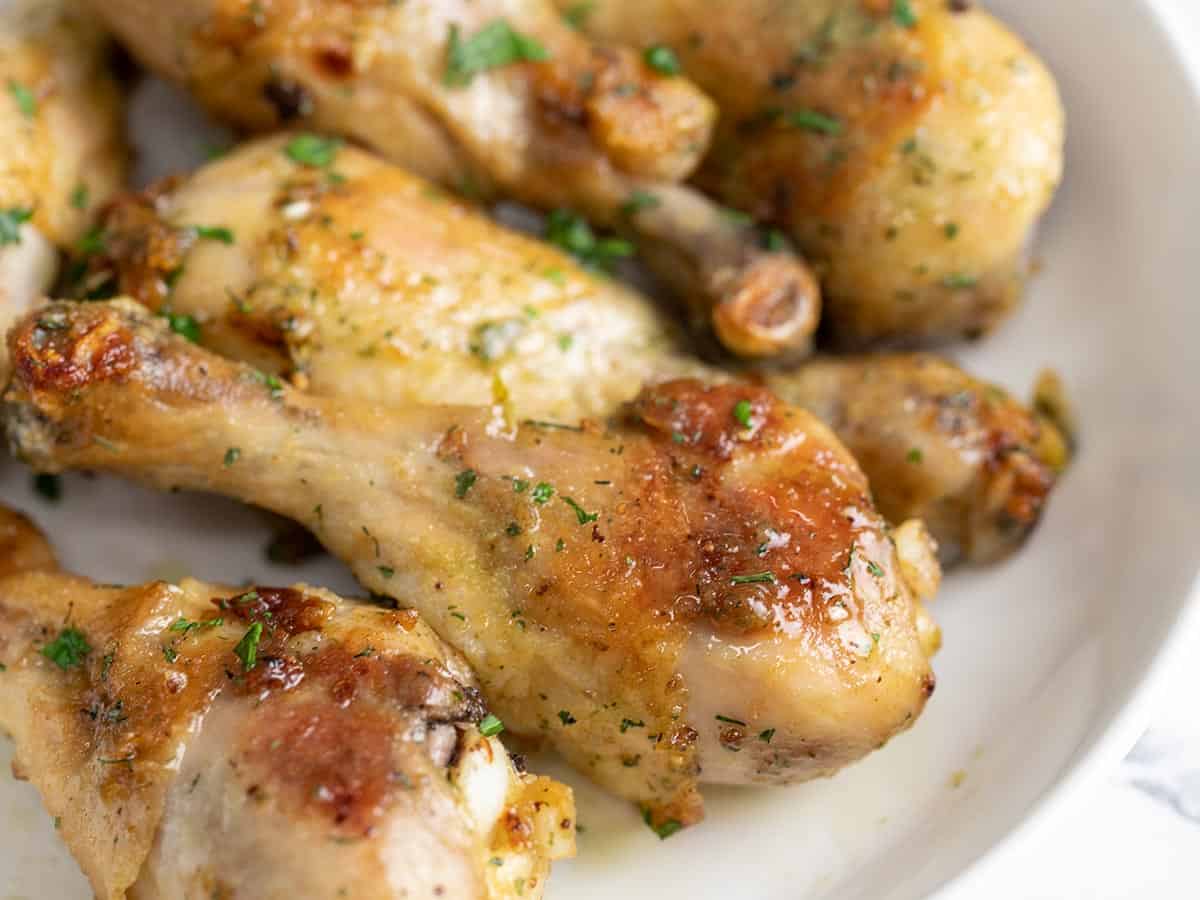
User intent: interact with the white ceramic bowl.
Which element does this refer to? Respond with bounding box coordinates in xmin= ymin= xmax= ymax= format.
xmin=2 ymin=1 xmax=1199 ymax=897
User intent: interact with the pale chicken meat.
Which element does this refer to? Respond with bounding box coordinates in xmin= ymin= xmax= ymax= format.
xmin=0 ymin=504 xmax=574 ymax=900
xmin=82 ymin=0 xmax=821 ymax=358
xmin=563 ymin=0 xmax=1065 ymax=347
xmin=81 ymin=137 xmax=1063 ymax=563
xmin=766 ymin=355 xmax=1069 ymax=566
xmin=0 ymin=0 xmax=126 ymax=376
xmin=5 ymin=299 xmax=941 ymax=828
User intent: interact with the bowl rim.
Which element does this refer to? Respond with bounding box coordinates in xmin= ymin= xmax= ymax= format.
xmin=930 ymin=10 xmax=1200 ymax=895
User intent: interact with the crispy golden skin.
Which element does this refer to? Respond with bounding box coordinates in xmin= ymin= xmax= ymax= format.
xmin=767 ymin=354 xmax=1068 ymax=565
xmin=562 ymin=0 xmax=1065 ymax=347
xmin=81 ymin=136 xmax=1063 ymax=565
xmin=5 ymin=299 xmax=940 ymax=828
xmin=0 ymin=508 xmax=573 ymax=900
xmin=0 ymin=0 xmax=127 ymax=377
xmin=85 ymin=0 xmax=821 ymax=358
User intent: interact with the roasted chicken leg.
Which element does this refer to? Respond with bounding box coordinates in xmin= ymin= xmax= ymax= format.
xmin=563 ymin=0 xmax=1065 ymax=347
xmin=83 ymin=0 xmax=821 ymax=358
xmin=81 ymin=137 xmax=1063 ymax=564
xmin=0 ymin=0 xmax=126 ymax=376
xmin=0 ymin=504 xmax=574 ymax=899
xmin=5 ymin=299 xmax=941 ymax=827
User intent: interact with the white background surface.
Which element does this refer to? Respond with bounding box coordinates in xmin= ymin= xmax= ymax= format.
xmin=947 ymin=2 xmax=1200 ymax=897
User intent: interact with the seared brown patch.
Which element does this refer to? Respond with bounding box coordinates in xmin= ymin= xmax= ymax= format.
xmin=241 ymin=695 xmax=399 ymax=835
xmin=11 ymin=306 xmax=137 ymax=394
xmin=633 ymin=379 xmax=778 ymax=459
xmin=214 ymin=586 xmax=334 ymax=635
xmin=82 ymin=186 xmax=187 ymax=311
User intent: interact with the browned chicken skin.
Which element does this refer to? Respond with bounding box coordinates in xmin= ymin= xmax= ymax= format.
xmin=80 ymin=137 xmax=1063 ymax=564
xmin=4 ymin=299 xmax=941 ymax=829
xmin=563 ymin=0 xmax=1065 ymax=347
xmin=0 ymin=505 xmax=574 ymax=900
xmin=0 ymin=0 xmax=126 ymax=377
xmin=766 ymin=354 xmax=1069 ymax=566
xmin=84 ymin=0 xmax=821 ymax=357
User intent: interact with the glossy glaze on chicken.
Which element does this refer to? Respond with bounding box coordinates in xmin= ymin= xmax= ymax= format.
xmin=5 ymin=299 xmax=941 ymax=829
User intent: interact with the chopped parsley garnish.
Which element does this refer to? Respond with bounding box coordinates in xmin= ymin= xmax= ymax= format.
xmin=41 ymin=628 xmax=90 ymax=670
xmin=164 ymin=312 xmax=202 ymax=343
xmin=557 ymin=709 xmax=577 ymax=725
xmin=642 ymin=808 xmax=683 ymax=840
xmin=562 ymin=496 xmax=598 ymax=525
xmin=169 ymin=616 xmax=223 ymax=635
xmin=555 ymin=538 xmax=566 ymax=552
xmin=511 ymin=478 xmax=529 ymax=493
xmin=70 ymin=184 xmax=89 ymax=211
xmin=223 ymin=447 xmax=241 ymax=467
xmin=0 ymin=207 xmax=33 ymax=246
xmin=715 ymin=714 xmax=747 ymax=726
xmin=188 ymin=225 xmax=235 ymax=244
xmin=763 ymin=229 xmax=790 ymax=252
xmin=284 ymin=134 xmax=341 ymax=168
xmin=786 ymin=109 xmax=843 ymax=135
xmin=250 ymin=370 xmax=286 ymax=398
xmin=378 ymin=565 xmax=395 ymax=578
xmin=730 ymin=572 xmax=776 ymax=585
xmin=892 ymin=0 xmax=919 ymax=29
xmin=942 ymin=272 xmax=979 ymax=289
xmin=162 ymin=646 xmax=178 ymax=663
xmin=620 ymin=717 xmax=645 ymax=732
xmin=907 ymin=447 xmax=924 ymax=464
xmin=470 ymin=318 xmax=525 ymax=361
xmin=505 ymin=522 xmax=522 ymax=536
xmin=524 ymin=419 xmax=583 ymax=432
xmin=732 ymin=399 xmax=754 ymax=427
xmin=562 ymin=2 xmax=594 ymax=29
xmin=759 ymin=728 xmax=776 ymax=743
xmin=455 ymin=469 xmax=478 ymax=499
xmin=478 ymin=713 xmax=505 ymax=737
xmin=644 ymin=45 xmax=681 ymax=76
xmin=944 ymin=222 xmax=960 ymax=240
xmin=444 ymin=20 xmax=549 ymax=87
xmin=866 ymin=559 xmax=885 ymax=578
xmin=620 ymin=190 xmax=661 ymax=218
xmin=8 ymin=79 xmax=36 ymax=118
xmin=32 ymin=473 xmax=61 ymax=503
xmin=544 ymin=209 xmax=634 ymax=273
xmin=233 ymin=621 xmax=263 ymax=671
xmin=531 ymin=482 xmax=555 ymax=504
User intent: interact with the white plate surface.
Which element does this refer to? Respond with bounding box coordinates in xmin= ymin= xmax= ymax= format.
xmin=3 ymin=1 xmax=1200 ymax=898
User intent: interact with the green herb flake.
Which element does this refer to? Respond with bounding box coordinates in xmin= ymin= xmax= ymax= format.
xmin=557 ymin=709 xmax=577 ymax=725
xmin=32 ymin=473 xmax=62 ymax=503
xmin=168 ymin=616 xmax=223 ymax=636
xmin=866 ymin=560 xmax=885 ymax=578
xmin=284 ymin=134 xmax=342 ymax=168
xmin=444 ymin=20 xmax=549 ymax=88
xmin=455 ymin=469 xmax=478 ymax=499
xmin=562 ymin=496 xmax=598 ymax=525
xmin=41 ymin=628 xmax=90 ymax=671
xmin=759 ymin=728 xmax=776 ymax=743
xmin=233 ymin=621 xmax=263 ymax=671
xmin=0 ymin=207 xmax=33 ymax=246
xmin=478 ymin=713 xmax=505 ymax=737
xmin=715 ymin=714 xmax=747 ymax=726
xmin=943 ymin=222 xmax=960 ymax=240
xmin=732 ymin=399 xmax=754 ymax=427
xmin=222 ymin=447 xmax=241 ymax=468
xmin=505 ymin=522 xmax=522 ymax=537
xmin=164 ymin=312 xmax=202 ymax=344
xmin=906 ymin=447 xmax=924 ymax=464
xmin=620 ymin=190 xmax=661 ymax=218
xmin=545 ymin=209 xmax=634 ymax=273
xmin=730 ymin=572 xmax=776 ymax=586
xmin=892 ymin=0 xmax=919 ymax=29
xmin=942 ymin=272 xmax=978 ymax=289
xmin=763 ymin=229 xmax=790 ymax=252
xmin=378 ymin=565 xmax=395 ymax=579
xmin=8 ymin=79 xmax=36 ymax=118
xmin=644 ymin=45 xmax=681 ymax=76
xmin=189 ymin=225 xmax=235 ymax=244
xmin=70 ymin=184 xmax=89 ymax=211
xmin=470 ymin=318 xmax=525 ymax=361
xmin=562 ymin=1 xmax=594 ymax=30
xmin=785 ymin=109 xmax=842 ymax=135
xmin=162 ymin=645 xmax=178 ymax=663
xmin=531 ymin=482 xmax=555 ymax=504
xmin=555 ymin=538 xmax=566 ymax=553
xmin=641 ymin=808 xmax=684 ymax=840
